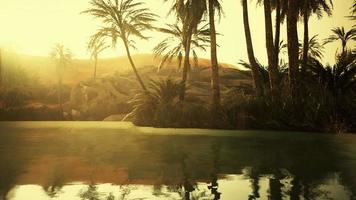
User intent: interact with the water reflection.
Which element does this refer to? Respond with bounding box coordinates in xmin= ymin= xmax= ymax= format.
xmin=0 ymin=122 xmax=356 ymax=199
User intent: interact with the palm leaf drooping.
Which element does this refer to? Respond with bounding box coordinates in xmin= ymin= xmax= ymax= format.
xmin=82 ymin=0 xmax=158 ymax=91
xmin=324 ymin=27 xmax=356 ymax=55
xmin=299 ymin=35 xmax=324 ymax=61
xmin=153 ymin=22 xmax=210 ymax=71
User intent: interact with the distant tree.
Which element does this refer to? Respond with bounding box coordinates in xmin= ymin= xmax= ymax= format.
xmin=324 ymin=27 xmax=356 ymax=55
xmin=50 ymin=44 xmax=72 ymax=120
xmin=87 ymin=37 xmax=109 ymax=80
xmin=153 ymin=22 xmax=210 ymax=71
xmin=83 ymin=0 xmax=157 ymax=91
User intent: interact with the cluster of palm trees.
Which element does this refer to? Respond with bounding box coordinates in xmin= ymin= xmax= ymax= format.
xmin=243 ymin=0 xmax=335 ymax=99
xmin=78 ymin=0 xmax=355 ymax=125
xmin=82 ymin=0 xmax=223 ymax=119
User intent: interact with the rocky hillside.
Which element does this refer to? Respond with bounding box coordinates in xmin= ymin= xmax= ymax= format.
xmin=1 ymin=53 xmax=253 ymax=120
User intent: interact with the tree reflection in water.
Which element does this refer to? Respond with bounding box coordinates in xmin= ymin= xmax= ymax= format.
xmin=1 ymin=125 xmax=356 ymax=199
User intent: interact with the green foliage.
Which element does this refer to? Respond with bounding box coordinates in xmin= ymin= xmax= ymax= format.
xmin=223 ymin=51 xmax=356 ymax=133
xmin=126 ymin=78 xmax=209 ymax=127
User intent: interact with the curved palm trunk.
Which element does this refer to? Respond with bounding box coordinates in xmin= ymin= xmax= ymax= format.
xmin=208 ymin=0 xmax=221 ymax=110
xmin=287 ymin=0 xmax=299 ymax=96
xmin=180 ymin=27 xmax=193 ymax=101
xmin=302 ymin=0 xmax=309 ymax=73
xmin=123 ymin=41 xmax=147 ymax=91
xmin=264 ymin=0 xmax=279 ymax=99
xmin=93 ymin=55 xmax=98 ymax=80
xmin=242 ymin=0 xmax=263 ymax=96
xmin=274 ymin=0 xmax=281 ymax=70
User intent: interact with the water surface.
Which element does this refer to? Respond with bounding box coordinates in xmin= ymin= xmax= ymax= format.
xmin=0 ymin=122 xmax=355 ymax=200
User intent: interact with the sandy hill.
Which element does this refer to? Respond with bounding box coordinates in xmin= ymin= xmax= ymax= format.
xmin=10 ymin=53 xmax=250 ymax=85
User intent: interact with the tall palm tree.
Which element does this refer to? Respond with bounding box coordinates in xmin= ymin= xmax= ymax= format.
xmin=164 ymin=0 xmax=207 ymax=101
xmin=206 ymin=0 xmax=223 ymax=111
xmin=83 ymin=0 xmax=157 ymax=91
xmin=259 ymin=0 xmax=280 ymax=99
xmin=153 ymin=22 xmax=210 ymax=71
xmin=324 ymin=27 xmax=356 ymax=55
xmin=272 ymin=0 xmax=284 ymax=72
xmin=87 ymin=37 xmax=109 ymax=80
xmin=50 ymin=44 xmax=72 ymax=120
xmin=287 ymin=0 xmax=300 ymax=95
xmin=242 ymin=0 xmax=263 ymax=96
xmin=301 ymin=0 xmax=332 ymax=71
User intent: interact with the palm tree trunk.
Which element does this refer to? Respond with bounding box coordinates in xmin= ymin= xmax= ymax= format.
xmin=287 ymin=0 xmax=299 ymax=96
xmin=0 ymin=48 xmax=2 ymax=87
xmin=274 ymin=0 xmax=281 ymax=70
xmin=242 ymin=0 xmax=263 ymax=96
xmin=58 ymin=67 xmax=64 ymax=120
xmin=123 ymin=40 xmax=147 ymax=91
xmin=302 ymin=0 xmax=309 ymax=73
xmin=180 ymin=27 xmax=193 ymax=101
xmin=93 ymin=55 xmax=98 ymax=80
xmin=264 ymin=0 xmax=279 ymax=99
xmin=208 ymin=0 xmax=221 ymax=109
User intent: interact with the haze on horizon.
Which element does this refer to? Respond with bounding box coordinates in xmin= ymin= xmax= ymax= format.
xmin=0 ymin=0 xmax=354 ymax=66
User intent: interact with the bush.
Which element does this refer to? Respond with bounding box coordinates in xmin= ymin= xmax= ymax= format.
xmin=126 ymin=78 xmax=210 ymax=128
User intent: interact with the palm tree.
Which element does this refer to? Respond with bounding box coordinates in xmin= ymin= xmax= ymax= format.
xmin=301 ymin=0 xmax=332 ymax=71
xmin=242 ymin=0 xmax=263 ymax=96
xmin=83 ymin=0 xmax=157 ymax=91
xmin=164 ymin=0 xmax=207 ymax=101
xmin=50 ymin=44 xmax=72 ymax=120
xmin=299 ymin=35 xmax=324 ymax=61
xmin=271 ymin=0 xmax=286 ymax=73
xmin=153 ymin=22 xmax=210 ymax=71
xmin=324 ymin=27 xmax=356 ymax=55
xmin=348 ymin=1 xmax=356 ymax=21
xmin=287 ymin=0 xmax=300 ymax=95
xmin=206 ymin=0 xmax=223 ymax=112
xmin=308 ymin=52 xmax=356 ymax=132
xmin=0 ymin=48 xmax=2 ymax=86
xmin=87 ymin=37 xmax=109 ymax=80
xmin=259 ymin=0 xmax=280 ymax=99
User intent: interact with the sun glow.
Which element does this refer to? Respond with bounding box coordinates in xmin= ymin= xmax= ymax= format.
xmin=0 ymin=0 xmax=354 ymax=65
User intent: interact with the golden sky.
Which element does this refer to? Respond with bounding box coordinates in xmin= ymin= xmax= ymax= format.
xmin=0 ymin=0 xmax=354 ymax=65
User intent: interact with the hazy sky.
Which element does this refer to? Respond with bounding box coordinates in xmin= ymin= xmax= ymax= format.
xmin=0 ymin=0 xmax=354 ymax=66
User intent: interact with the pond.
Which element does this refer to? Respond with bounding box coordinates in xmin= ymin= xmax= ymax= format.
xmin=0 ymin=122 xmax=355 ymax=200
